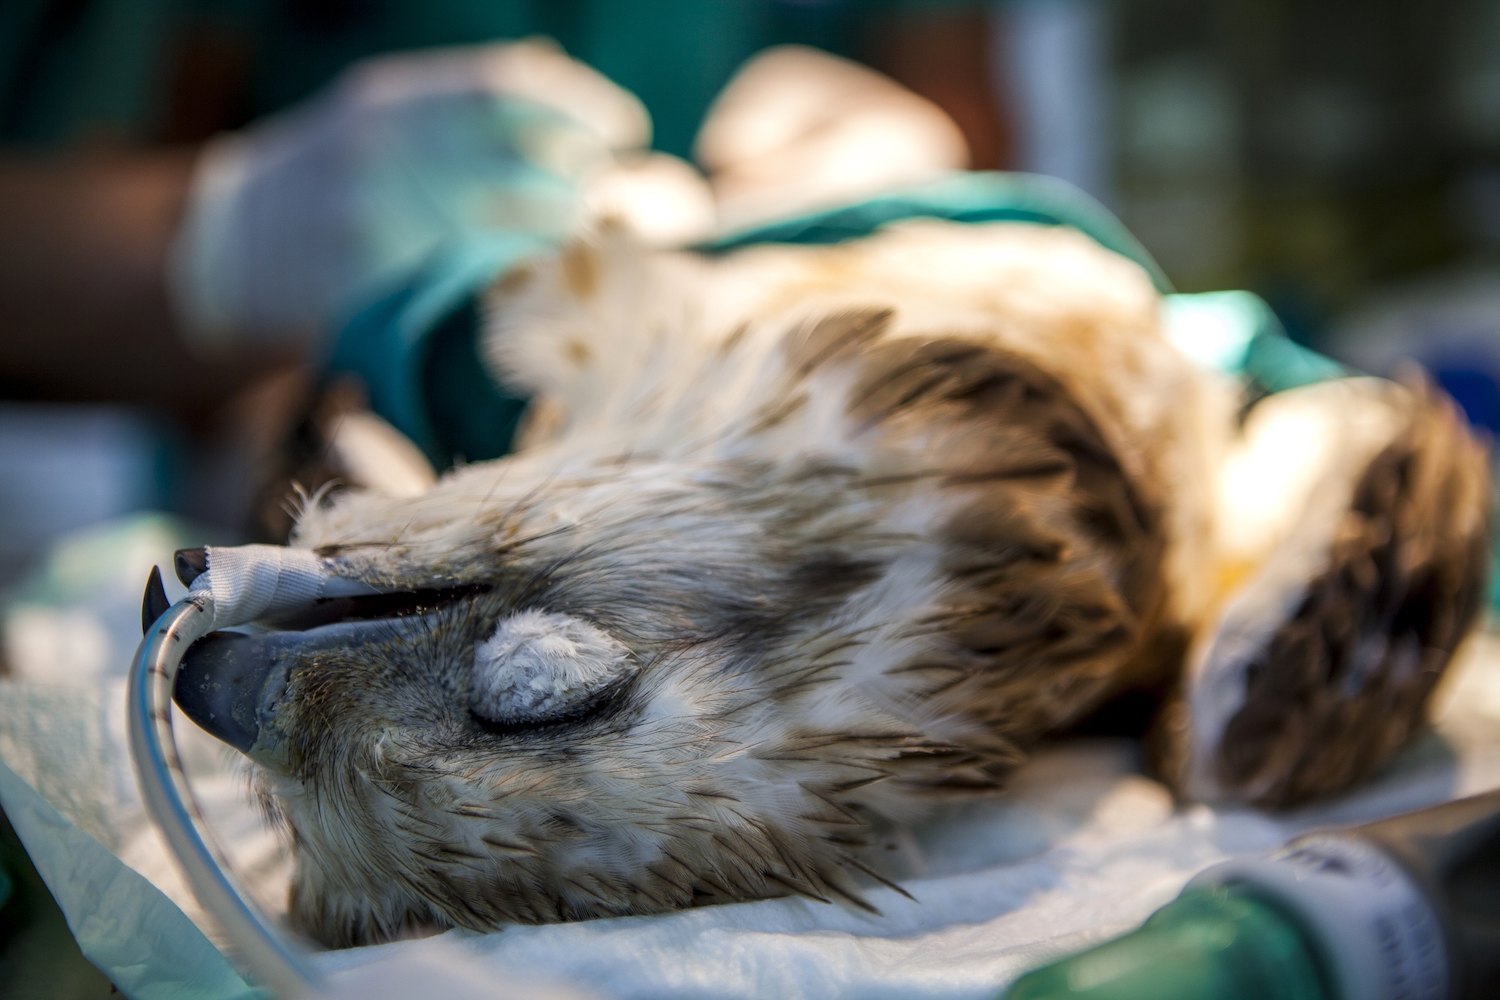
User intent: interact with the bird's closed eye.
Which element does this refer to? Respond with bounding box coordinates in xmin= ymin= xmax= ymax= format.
xmin=469 ymin=609 xmax=635 ymax=727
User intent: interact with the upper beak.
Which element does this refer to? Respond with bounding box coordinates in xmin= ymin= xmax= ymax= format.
xmin=144 ymin=563 xmax=485 ymax=758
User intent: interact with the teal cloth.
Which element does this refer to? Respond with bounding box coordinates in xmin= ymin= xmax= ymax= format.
xmin=330 ymin=170 xmax=1345 ymax=471
xmin=1161 ymin=289 xmax=1347 ymax=394
xmin=328 ymin=235 xmax=542 ymax=470
xmin=704 ymin=171 xmax=1174 ymax=294
xmin=331 ymin=170 xmax=1172 ymax=467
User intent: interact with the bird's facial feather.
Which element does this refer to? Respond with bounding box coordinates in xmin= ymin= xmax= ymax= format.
xmin=257 ymin=458 xmax=952 ymax=946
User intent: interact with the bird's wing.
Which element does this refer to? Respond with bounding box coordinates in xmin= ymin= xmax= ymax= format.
xmin=1169 ymin=374 xmax=1493 ymax=807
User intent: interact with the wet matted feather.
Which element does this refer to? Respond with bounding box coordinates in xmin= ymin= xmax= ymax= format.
xmin=170 ymin=221 xmax=1490 ymax=946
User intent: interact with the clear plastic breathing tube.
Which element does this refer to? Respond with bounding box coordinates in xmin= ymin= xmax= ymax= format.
xmin=128 ymin=594 xmax=321 ymax=998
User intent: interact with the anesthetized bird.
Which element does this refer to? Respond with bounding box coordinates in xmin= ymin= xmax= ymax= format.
xmin=147 ymin=219 xmax=1491 ymax=948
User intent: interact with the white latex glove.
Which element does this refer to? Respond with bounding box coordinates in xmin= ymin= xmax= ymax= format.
xmin=169 ymin=40 xmax=649 ymax=351
xmin=696 ymin=45 xmax=970 ymax=230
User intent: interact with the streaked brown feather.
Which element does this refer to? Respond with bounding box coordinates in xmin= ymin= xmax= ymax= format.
xmin=1213 ymin=377 xmax=1492 ymax=807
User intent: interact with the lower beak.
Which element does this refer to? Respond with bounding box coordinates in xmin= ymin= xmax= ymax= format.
xmin=172 ymin=623 xmax=372 ymax=756
xmin=174 ymin=614 xmax=435 ymax=759
xmin=173 ymin=630 xmax=274 ymax=754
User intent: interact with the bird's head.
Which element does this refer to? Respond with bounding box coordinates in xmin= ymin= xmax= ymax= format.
xmin=168 ymin=449 xmax=976 ymax=947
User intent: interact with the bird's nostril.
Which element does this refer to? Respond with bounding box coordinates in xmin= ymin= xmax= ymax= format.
xmin=174 ymin=547 xmax=209 ymax=587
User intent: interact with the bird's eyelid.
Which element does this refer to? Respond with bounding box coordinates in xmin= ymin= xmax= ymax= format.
xmin=470 ymin=610 xmax=634 ymax=725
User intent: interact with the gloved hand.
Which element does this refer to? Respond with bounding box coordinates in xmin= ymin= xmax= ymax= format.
xmin=169 ymin=40 xmax=650 ymax=352
xmin=696 ymin=45 xmax=970 ymax=229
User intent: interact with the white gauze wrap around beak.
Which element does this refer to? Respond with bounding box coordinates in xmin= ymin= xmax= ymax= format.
xmin=188 ymin=544 xmax=372 ymax=628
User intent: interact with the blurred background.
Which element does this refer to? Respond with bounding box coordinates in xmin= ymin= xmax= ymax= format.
xmin=1 ymin=1 xmax=1498 ymax=991
xmin=2 ymin=0 xmax=1500 ymax=578
xmin=0 ymin=0 xmax=1497 ymax=635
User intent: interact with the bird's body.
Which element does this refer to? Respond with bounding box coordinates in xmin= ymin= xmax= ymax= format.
xmin=174 ymin=219 xmax=1490 ymax=947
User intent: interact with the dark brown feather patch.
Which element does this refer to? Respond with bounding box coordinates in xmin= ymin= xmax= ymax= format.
xmin=1214 ymin=378 xmax=1493 ymax=808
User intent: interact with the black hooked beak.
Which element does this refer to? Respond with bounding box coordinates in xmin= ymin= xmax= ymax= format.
xmin=174 ymin=547 xmax=208 ymax=586
xmin=169 ymin=615 xmax=403 ymax=755
xmin=140 ymin=548 xmax=207 ymax=635
xmin=139 ymin=565 xmax=370 ymax=755
xmin=142 ymin=568 xmax=489 ymax=756
xmin=143 ymin=560 xmax=271 ymax=753
xmin=142 ymin=566 xmax=171 ymax=634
